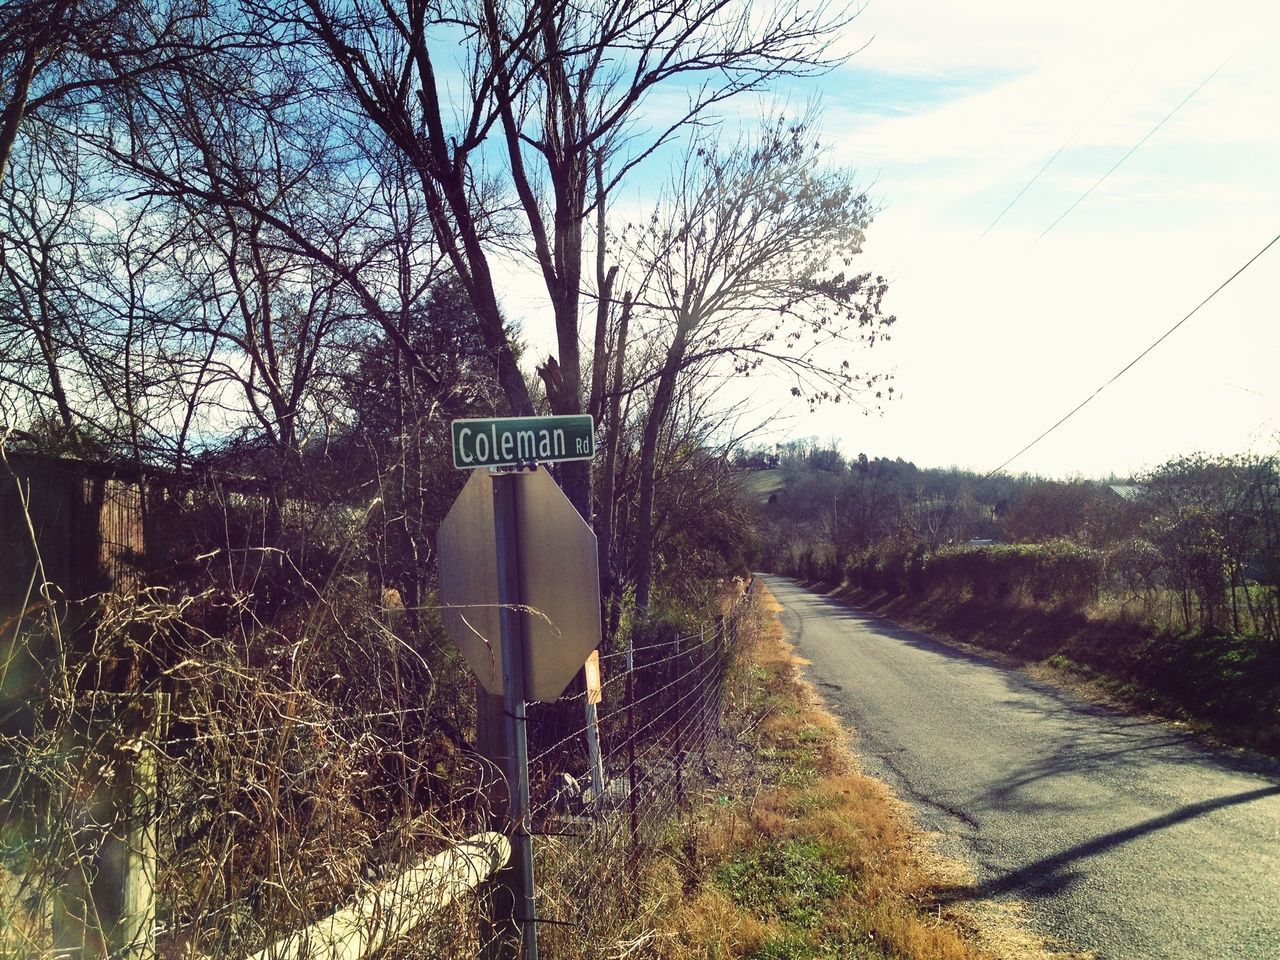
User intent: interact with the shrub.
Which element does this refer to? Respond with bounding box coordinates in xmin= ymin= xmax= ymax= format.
xmin=842 ymin=549 xmax=878 ymax=591
xmin=1105 ymin=538 xmax=1165 ymax=605
xmin=905 ymin=545 xmax=928 ymax=595
xmin=923 ymin=541 xmax=1102 ymax=609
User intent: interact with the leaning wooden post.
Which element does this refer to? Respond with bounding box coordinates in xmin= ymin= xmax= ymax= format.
xmin=583 ymin=651 xmax=605 ymax=812
xmin=244 ymin=832 xmax=510 ymax=960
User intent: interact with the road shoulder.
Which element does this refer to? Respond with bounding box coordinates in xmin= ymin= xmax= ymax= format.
xmin=652 ymin=582 xmax=1087 ymax=960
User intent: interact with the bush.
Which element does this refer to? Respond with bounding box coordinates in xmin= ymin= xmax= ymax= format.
xmin=905 ymin=546 xmax=928 ymax=595
xmin=923 ymin=541 xmax=1102 ymax=609
xmin=1105 ymin=538 xmax=1165 ymax=605
xmin=842 ymin=550 xmax=878 ymax=591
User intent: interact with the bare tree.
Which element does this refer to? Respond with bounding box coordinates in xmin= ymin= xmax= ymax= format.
xmin=267 ymin=0 xmax=855 ymax=516
xmin=0 ymin=127 xmax=86 ymax=441
xmin=0 ymin=0 xmax=230 ymax=181
xmin=620 ymin=113 xmax=895 ymax=612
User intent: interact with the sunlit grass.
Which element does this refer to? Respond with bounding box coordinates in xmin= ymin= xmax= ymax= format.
xmin=642 ymin=586 xmax=1053 ymax=960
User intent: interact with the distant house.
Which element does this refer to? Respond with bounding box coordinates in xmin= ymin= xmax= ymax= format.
xmin=1107 ymin=484 xmax=1144 ymax=502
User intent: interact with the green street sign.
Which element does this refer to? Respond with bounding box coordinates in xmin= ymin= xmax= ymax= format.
xmin=451 ymin=415 xmax=595 ymax=470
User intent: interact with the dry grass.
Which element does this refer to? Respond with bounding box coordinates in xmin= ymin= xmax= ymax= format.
xmin=638 ymin=585 xmax=1087 ymax=960
xmin=828 ymin=580 xmax=1280 ymax=757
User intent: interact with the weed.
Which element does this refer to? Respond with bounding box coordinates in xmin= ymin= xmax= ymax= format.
xmin=716 ymin=839 xmax=848 ymax=928
xmin=747 ymin=932 xmax=834 ymax=959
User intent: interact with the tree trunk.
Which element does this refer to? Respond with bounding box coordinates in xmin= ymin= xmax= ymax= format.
xmin=633 ymin=327 xmax=689 ymax=615
xmin=0 ymin=38 xmax=39 ymax=184
xmin=596 ymin=292 xmax=630 ymax=634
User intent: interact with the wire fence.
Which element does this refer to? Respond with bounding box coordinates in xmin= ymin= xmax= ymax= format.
xmin=417 ymin=579 xmax=756 ymax=959
xmin=0 ymin=559 xmax=755 ymax=960
xmin=526 ymin=586 xmax=753 ymax=958
xmin=1 ymin=446 xmax=758 ymax=958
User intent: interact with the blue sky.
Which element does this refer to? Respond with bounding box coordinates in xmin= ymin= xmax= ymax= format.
xmin=501 ymin=0 xmax=1280 ymax=479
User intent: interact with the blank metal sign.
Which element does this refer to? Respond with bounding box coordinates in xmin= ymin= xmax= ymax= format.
xmin=438 ymin=469 xmax=602 ymax=702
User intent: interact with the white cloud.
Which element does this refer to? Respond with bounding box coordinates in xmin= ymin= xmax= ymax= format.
xmin=840 ymin=0 xmax=1280 ymax=77
xmin=497 ymin=2 xmax=1280 ymax=477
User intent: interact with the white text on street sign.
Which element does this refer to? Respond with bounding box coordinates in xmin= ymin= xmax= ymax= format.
xmin=451 ymin=415 xmax=594 ymax=470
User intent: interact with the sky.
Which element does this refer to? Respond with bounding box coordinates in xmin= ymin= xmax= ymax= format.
xmin=500 ymin=0 xmax=1280 ymax=480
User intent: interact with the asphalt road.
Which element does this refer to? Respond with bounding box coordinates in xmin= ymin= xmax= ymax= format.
xmin=763 ymin=575 xmax=1280 ymax=960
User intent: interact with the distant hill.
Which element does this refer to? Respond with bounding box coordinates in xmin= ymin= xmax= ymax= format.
xmin=741 ymin=469 xmax=784 ymax=501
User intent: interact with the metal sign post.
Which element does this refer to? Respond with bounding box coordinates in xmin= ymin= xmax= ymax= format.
xmin=492 ymin=473 xmax=538 ymax=960
xmin=440 ymin=415 xmax=607 ymax=960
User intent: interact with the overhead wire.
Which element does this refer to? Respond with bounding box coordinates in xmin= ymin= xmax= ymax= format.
xmin=986 ymin=229 xmax=1280 ymax=477
xmin=1032 ymin=55 xmax=1232 ymax=245
xmin=981 ymin=67 xmax=1135 ymax=238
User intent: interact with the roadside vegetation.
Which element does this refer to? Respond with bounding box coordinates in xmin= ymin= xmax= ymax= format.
xmin=643 ymin=585 xmax=1081 ymax=960
xmin=2 ymin=0 xmax=900 ymax=951
xmin=753 ymin=442 xmax=1280 ymax=753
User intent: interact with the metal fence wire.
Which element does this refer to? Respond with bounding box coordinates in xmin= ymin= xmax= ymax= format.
xmin=0 ymin=564 xmax=754 ymax=960
xmin=526 ymin=587 xmax=754 ymax=958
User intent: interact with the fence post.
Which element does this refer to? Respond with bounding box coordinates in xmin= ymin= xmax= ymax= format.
xmin=584 ymin=650 xmax=605 ymax=812
xmin=674 ymin=634 xmax=686 ymax=808
xmin=584 ymin=700 xmax=605 ymax=814
xmin=52 ymin=691 xmax=166 ymax=959
xmin=713 ymin=615 xmax=727 ymax=733
xmin=625 ymin=654 xmax=638 ymax=847
xmin=120 ymin=692 xmax=167 ymax=960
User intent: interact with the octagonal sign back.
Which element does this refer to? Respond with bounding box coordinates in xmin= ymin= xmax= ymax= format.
xmin=437 ymin=469 xmax=602 ymax=702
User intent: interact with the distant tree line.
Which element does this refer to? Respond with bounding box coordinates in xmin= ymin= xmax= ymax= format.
xmin=756 ymin=442 xmax=1280 ymax=643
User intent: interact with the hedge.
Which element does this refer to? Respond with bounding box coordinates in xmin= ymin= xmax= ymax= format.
xmin=923 ymin=541 xmax=1102 ymax=608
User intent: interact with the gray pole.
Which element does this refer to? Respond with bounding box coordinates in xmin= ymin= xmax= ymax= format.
xmin=492 ymin=472 xmax=539 ymax=960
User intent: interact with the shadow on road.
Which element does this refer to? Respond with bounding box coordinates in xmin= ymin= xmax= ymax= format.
xmin=947 ymin=785 xmax=1280 ymax=900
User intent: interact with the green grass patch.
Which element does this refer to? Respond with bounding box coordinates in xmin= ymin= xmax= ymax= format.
xmin=716 ymin=839 xmax=849 ymax=929
xmin=743 ymin=470 xmax=785 ymax=501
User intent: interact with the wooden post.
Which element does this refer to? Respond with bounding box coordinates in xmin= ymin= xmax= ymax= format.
xmin=52 ymin=691 xmax=166 ymax=959
xmin=120 ymin=692 xmax=167 ymax=960
xmin=244 ymin=833 xmax=511 ymax=960
xmin=583 ymin=651 xmax=605 ymax=811
xmin=584 ymin=700 xmax=605 ymax=812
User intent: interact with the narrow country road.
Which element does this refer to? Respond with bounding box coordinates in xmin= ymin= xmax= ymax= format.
xmin=762 ymin=576 xmax=1280 ymax=960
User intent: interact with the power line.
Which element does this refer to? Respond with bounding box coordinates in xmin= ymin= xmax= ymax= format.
xmin=1032 ymin=56 xmax=1231 ymax=246
xmin=981 ymin=68 xmax=1134 ymax=239
xmin=987 ymin=229 xmax=1280 ymax=478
